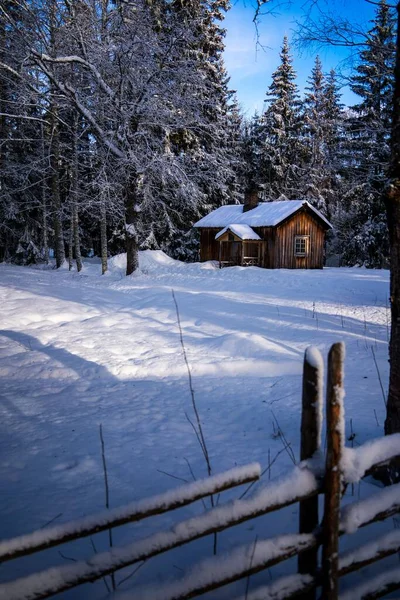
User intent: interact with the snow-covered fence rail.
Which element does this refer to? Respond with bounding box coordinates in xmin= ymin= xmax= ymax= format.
xmin=0 ymin=464 xmax=260 ymax=564
xmin=1 ymin=343 xmax=400 ymax=600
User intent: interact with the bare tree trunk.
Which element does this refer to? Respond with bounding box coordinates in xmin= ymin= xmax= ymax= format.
xmin=385 ymin=2 xmax=400 ymax=435
xmin=72 ymin=112 xmax=82 ymax=272
xmin=73 ymin=203 xmax=82 ymax=272
xmin=40 ymin=122 xmax=49 ymax=265
xmin=42 ymin=186 xmax=49 ymax=265
xmin=0 ymin=12 xmax=6 ymax=180
xmin=100 ymin=198 xmax=108 ymax=275
xmin=0 ymin=10 xmax=8 ymax=262
xmin=68 ymin=214 xmax=73 ymax=271
xmin=125 ymin=175 xmax=140 ymax=276
xmin=50 ymin=105 xmax=65 ymax=268
xmin=49 ymin=0 xmax=65 ymax=269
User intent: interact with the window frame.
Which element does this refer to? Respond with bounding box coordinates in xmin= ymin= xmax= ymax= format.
xmin=294 ymin=235 xmax=310 ymax=257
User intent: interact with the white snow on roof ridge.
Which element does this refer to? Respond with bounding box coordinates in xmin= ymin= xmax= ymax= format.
xmin=194 ymin=200 xmax=332 ymax=229
xmin=215 ymin=224 xmax=261 ymax=241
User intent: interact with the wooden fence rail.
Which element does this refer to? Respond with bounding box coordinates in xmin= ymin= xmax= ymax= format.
xmin=1 ymin=343 xmax=400 ymax=600
xmin=0 ymin=464 xmax=260 ymax=563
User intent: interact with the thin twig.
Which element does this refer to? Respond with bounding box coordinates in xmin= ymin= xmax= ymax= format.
xmin=268 ymin=448 xmax=271 ymax=481
xmin=41 ymin=513 xmax=62 ymax=529
xmin=172 ymin=290 xmax=211 ymax=474
xmin=58 ymin=550 xmax=77 ymax=562
xmin=100 ymin=424 xmax=116 ymax=591
xmin=100 ymin=424 xmax=110 ymax=509
xmin=183 ymin=457 xmax=207 ymax=511
xmin=172 ymin=289 xmax=216 ymax=554
xmin=185 ymin=412 xmax=207 ymax=463
xmin=245 ymin=535 xmax=258 ymax=600
xmin=239 ymin=447 xmax=286 ymax=500
xmin=90 ymin=536 xmax=111 ymax=594
xmin=271 ymin=411 xmax=296 ymax=464
xmin=157 ymin=469 xmax=189 ymax=483
xmin=117 ymin=561 xmax=146 ymax=588
xmin=173 ymin=564 xmax=184 ymax=572
xmin=371 ymin=347 xmax=387 ymax=407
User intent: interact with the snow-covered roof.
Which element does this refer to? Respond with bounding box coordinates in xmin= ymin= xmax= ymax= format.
xmin=215 ymin=224 xmax=261 ymax=241
xmin=194 ymin=200 xmax=332 ymax=229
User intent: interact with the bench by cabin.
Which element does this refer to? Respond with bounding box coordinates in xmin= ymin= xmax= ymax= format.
xmin=193 ymin=194 xmax=332 ymax=269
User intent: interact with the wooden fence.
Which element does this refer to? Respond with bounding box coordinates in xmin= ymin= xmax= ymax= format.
xmin=1 ymin=342 xmax=400 ymax=599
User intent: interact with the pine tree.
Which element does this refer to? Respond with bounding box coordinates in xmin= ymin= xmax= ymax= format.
xmin=324 ymin=69 xmax=343 ymax=168
xmin=149 ymin=0 xmax=242 ymax=261
xmin=301 ymin=56 xmax=328 ymax=211
xmin=304 ymin=56 xmax=325 ymax=169
xmin=350 ymin=0 xmax=395 ymax=175
xmin=342 ymin=0 xmax=396 ymax=267
xmin=241 ymin=111 xmax=264 ymax=192
xmin=301 ymin=60 xmax=344 ymax=226
xmin=260 ymin=36 xmax=304 ymax=199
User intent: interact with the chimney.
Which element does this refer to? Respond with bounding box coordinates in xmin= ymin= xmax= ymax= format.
xmin=243 ymin=188 xmax=259 ymax=213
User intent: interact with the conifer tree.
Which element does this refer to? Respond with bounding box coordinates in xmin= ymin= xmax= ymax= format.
xmin=301 ymin=60 xmax=344 ymax=226
xmin=260 ymin=36 xmax=304 ymax=199
xmin=350 ymin=0 xmax=395 ymax=175
xmin=241 ymin=112 xmax=264 ymax=192
xmin=301 ymin=56 xmax=328 ymax=211
xmin=324 ymin=69 xmax=344 ymax=169
xmin=342 ymin=0 xmax=396 ymax=267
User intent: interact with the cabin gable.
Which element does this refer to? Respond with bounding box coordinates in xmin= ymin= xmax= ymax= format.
xmin=275 ymin=210 xmax=326 ymax=269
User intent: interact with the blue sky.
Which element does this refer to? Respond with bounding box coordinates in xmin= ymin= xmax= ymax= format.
xmin=222 ymin=0 xmax=376 ymax=116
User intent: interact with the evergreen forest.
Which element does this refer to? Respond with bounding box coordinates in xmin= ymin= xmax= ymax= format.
xmin=0 ymin=0 xmax=395 ymax=274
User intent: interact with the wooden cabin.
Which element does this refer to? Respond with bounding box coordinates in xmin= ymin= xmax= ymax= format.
xmin=193 ymin=195 xmax=332 ymax=269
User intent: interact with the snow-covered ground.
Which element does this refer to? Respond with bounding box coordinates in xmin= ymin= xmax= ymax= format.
xmin=0 ymin=253 xmax=395 ymax=598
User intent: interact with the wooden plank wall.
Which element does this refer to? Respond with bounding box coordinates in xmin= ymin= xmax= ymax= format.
xmin=275 ymin=211 xmax=325 ymax=269
xmin=256 ymin=227 xmax=275 ymax=268
xmin=200 ymin=228 xmax=220 ymax=261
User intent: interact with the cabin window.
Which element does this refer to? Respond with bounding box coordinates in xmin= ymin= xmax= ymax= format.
xmin=294 ymin=235 xmax=310 ymax=257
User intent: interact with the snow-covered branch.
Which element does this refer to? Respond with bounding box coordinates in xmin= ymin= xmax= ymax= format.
xmin=34 ymin=52 xmax=117 ymax=103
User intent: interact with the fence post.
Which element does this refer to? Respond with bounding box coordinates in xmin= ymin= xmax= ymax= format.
xmin=298 ymin=346 xmax=323 ymax=600
xmin=321 ymin=342 xmax=345 ymax=600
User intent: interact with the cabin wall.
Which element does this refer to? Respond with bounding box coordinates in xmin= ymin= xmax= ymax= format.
xmin=255 ymin=227 xmax=275 ymax=268
xmin=275 ymin=212 xmax=325 ymax=269
xmin=199 ymin=228 xmax=220 ymax=261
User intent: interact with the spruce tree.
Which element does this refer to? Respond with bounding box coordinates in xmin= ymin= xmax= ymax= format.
xmin=260 ymin=36 xmax=304 ymax=199
xmin=153 ymin=0 xmax=242 ymax=261
xmin=241 ymin=111 xmax=264 ymax=192
xmin=301 ymin=56 xmax=328 ymax=211
xmin=301 ymin=60 xmax=344 ymax=226
xmin=324 ymin=70 xmax=343 ymax=167
xmin=350 ymin=0 xmax=395 ymax=175
xmin=343 ymin=0 xmax=396 ymax=267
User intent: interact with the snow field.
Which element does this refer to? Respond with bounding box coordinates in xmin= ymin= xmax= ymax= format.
xmin=0 ymin=253 xmax=395 ymax=598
